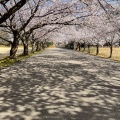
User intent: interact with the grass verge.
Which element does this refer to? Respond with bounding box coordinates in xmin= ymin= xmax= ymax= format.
xmin=0 ymin=51 xmax=42 ymax=69
xmin=79 ymin=47 xmax=120 ymax=61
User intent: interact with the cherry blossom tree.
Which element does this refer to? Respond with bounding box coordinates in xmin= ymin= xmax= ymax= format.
xmin=0 ymin=0 xmax=120 ymax=59
xmin=0 ymin=0 xmax=30 ymax=24
xmin=0 ymin=0 xmax=41 ymax=58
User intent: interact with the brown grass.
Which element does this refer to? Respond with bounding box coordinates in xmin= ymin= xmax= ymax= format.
xmin=0 ymin=46 xmax=32 ymax=60
xmin=80 ymin=47 xmax=120 ymax=61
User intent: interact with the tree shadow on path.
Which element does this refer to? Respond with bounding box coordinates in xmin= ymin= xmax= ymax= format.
xmin=0 ymin=48 xmax=120 ymax=120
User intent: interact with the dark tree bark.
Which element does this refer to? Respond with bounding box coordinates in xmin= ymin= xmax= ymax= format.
xmin=96 ymin=44 xmax=99 ymax=55
xmin=44 ymin=42 xmax=47 ymax=48
xmin=109 ymin=46 xmax=113 ymax=58
xmin=10 ymin=31 xmax=19 ymax=58
xmin=23 ymin=43 xmax=29 ymax=55
xmin=36 ymin=41 xmax=40 ymax=51
xmin=0 ymin=0 xmax=9 ymax=4
xmin=0 ymin=0 xmax=29 ymax=24
xmin=21 ymin=36 xmax=29 ymax=56
xmin=83 ymin=42 xmax=86 ymax=52
xmin=78 ymin=43 xmax=81 ymax=51
xmin=88 ymin=44 xmax=90 ymax=53
xmin=31 ymin=41 xmax=35 ymax=53
xmin=41 ymin=41 xmax=46 ymax=50
xmin=40 ymin=42 xmax=42 ymax=50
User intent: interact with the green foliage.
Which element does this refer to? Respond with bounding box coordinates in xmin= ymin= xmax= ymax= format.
xmin=46 ymin=42 xmax=53 ymax=47
xmin=0 ymin=57 xmax=15 ymax=67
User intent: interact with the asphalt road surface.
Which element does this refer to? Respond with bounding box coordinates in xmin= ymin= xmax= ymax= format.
xmin=0 ymin=48 xmax=120 ymax=120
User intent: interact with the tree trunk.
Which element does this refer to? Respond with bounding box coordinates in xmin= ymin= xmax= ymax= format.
xmin=88 ymin=44 xmax=90 ymax=53
xmin=44 ymin=41 xmax=47 ymax=48
xmin=21 ymin=37 xmax=29 ymax=56
xmin=41 ymin=42 xmax=45 ymax=50
xmin=83 ymin=42 xmax=86 ymax=52
xmin=43 ymin=42 xmax=46 ymax=49
xmin=109 ymin=46 xmax=113 ymax=58
xmin=96 ymin=45 xmax=99 ymax=55
xmin=40 ymin=42 xmax=42 ymax=50
xmin=31 ymin=41 xmax=35 ymax=53
xmin=10 ymin=32 xmax=19 ymax=59
xmin=23 ymin=43 xmax=29 ymax=55
xmin=78 ymin=43 xmax=81 ymax=51
xmin=73 ymin=42 xmax=77 ymax=51
xmin=36 ymin=42 xmax=40 ymax=51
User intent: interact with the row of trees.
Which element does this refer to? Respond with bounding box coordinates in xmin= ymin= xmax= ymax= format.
xmin=0 ymin=0 xmax=77 ymax=58
xmin=0 ymin=0 xmax=120 ymax=58
xmin=64 ymin=0 xmax=120 ymax=58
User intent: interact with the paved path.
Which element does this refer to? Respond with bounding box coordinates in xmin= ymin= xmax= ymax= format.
xmin=0 ymin=48 xmax=120 ymax=120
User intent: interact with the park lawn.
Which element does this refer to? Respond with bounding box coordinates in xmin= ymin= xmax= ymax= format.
xmin=0 ymin=45 xmax=32 ymax=59
xmin=0 ymin=45 xmax=22 ymax=54
xmin=81 ymin=47 xmax=120 ymax=61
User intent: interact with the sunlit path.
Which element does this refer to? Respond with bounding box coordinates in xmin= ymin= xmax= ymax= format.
xmin=0 ymin=48 xmax=120 ymax=120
